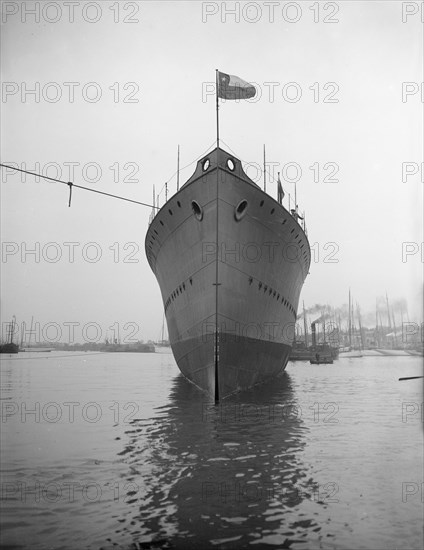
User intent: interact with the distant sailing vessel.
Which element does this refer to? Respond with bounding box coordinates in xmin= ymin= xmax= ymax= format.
xmin=145 ymin=71 xmax=311 ymax=400
xmin=0 ymin=317 xmax=19 ymax=354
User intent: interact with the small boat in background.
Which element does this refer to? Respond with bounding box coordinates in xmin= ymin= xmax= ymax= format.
xmin=0 ymin=317 xmax=19 ymax=354
xmin=310 ymin=353 xmax=334 ymax=365
xmin=0 ymin=342 xmax=19 ymax=354
xmin=20 ymin=347 xmax=52 ymax=353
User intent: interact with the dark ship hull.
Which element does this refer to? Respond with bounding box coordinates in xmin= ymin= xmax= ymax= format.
xmin=0 ymin=343 xmax=19 ymax=354
xmin=145 ymin=147 xmax=311 ymax=399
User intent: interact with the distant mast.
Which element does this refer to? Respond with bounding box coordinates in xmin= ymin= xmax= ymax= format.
xmin=385 ymin=291 xmax=392 ymax=330
xmin=375 ymin=298 xmax=380 ymax=348
xmin=9 ymin=316 xmax=16 ymax=344
xmin=348 ymin=288 xmax=352 ymax=348
xmin=356 ymin=303 xmax=364 ymax=350
xmin=303 ymin=301 xmax=308 ymax=347
xmin=391 ymin=309 xmax=398 ymax=347
xmin=161 ymin=312 xmax=165 ymax=343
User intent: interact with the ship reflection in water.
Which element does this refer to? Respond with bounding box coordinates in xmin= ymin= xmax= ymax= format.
xmin=0 ymin=353 xmax=422 ymax=550
xmin=118 ymin=373 xmax=329 ymax=549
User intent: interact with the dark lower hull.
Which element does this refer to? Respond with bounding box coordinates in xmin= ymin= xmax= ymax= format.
xmin=0 ymin=343 xmax=19 ymax=354
xmin=172 ymin=333 xmax=291 ymax=398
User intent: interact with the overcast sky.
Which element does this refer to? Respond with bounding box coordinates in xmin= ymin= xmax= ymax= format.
xmin=1 ymin=1 xmax=422 ymax=343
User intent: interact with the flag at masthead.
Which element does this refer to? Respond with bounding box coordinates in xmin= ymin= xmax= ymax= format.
xmin=215 ymin=69 xmax=256 ymax=147
xmin=217 ymin=71 xmax=256 ymax=100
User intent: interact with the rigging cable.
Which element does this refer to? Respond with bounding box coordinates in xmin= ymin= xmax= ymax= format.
xmin=0 ymin=164 xmax=158 ymax=209
xmin=1 ymin=140 xmax=217 ymax=209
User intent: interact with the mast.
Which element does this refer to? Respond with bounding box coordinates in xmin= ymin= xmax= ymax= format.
xmin=303 ymin=301 xmax=308 ymax=347
xmin=400 ymin=302 xmax=405 ymax=342
xmin=357 ymin=303 xmax=364 ymax=350
xmin=322 ymin=312 xmax=326 ymax=343
xmin=263 ymin=144 xmax=266 ymax=193
xmin=351 ymin=299 xmax=356 ymax=347
xmin=10 ymin=316 xmax=16 ymax=344
xmin=375 ymin=298 xmax=380 ymax=348
xmin=348 ymin=288 xmax=352 ymax=348
xmin=177 ymin=145 xmax=180 ymax=191
xmin=385 ymin=291 xmax=392 ymax=330
xmin=391 ymin=310 xmax=397 ymax=347
xmin=295 ymin=181 xmax=297 ymax=213
xmin=161 ymin=313 xmax=165 ymax=343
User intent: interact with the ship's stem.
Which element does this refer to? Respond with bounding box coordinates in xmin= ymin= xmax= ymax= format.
xmin=214 ymin=70 xmax=220 ymax=402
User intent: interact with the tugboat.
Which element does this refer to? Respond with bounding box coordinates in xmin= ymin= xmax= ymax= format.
xmin=309 ymin=322 xmax=334 ymax=364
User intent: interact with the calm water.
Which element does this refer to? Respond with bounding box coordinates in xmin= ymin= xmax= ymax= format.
xmin=0 ymin=351 xmax=422 ymax=550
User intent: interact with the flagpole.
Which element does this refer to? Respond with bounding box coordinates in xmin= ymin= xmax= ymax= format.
xmin=214 ymin=68 xmax=220 ymax=401
xmin=215 ymin=69 xmax=220 ymax=148
xmin=263 ymin=144 xmax=266 ymax=193
xmin=277 ymin=172 xmax=280 ymax=204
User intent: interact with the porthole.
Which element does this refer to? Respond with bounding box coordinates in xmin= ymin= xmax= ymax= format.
xmin=234 ymin=199 xmax=248 ymax=221
xmin=260 ymin=200 xmax=264 ymax=207
xmin=203 ymin=159 xmax=210 ymax=171
xmin=177 ymin=201 xmax=181 ymax=208
xmin=154 ymin=230 xmax=158 ymax=235
xmin=270 ymin=208 xmax=275 ymax=215
xmin=191 ymin=200 xmax=203 ymax=221
xmin=227 ymin=158 xmax=235 ymax=171
xmin=160 ymin=220 xmax=164 ymax=226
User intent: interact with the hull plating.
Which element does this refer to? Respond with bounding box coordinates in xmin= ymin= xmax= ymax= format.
xmin=145 ymin=148 xmax=310 ymax=399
